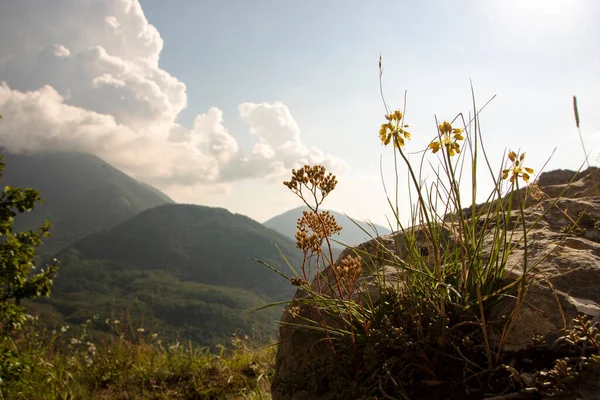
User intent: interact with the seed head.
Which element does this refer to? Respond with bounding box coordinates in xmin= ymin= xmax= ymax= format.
xmin=295 ymin=210 xmax=342 ymax=254
xmin=336 ymin=255 xmax=363 ymax=282
xmin=283 ymin=165 xmax=338 ymax=202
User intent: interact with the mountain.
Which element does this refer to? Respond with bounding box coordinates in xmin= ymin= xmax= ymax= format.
xmin=263 ymin=206 xmax=392 ymax=249
xmin=38 ymin=203 xmax=304 ymax=347
xmin=0 ymin=151 xmax=174 ymax=255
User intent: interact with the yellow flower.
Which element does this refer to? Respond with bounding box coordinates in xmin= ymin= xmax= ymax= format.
xmin=439 ymin=121 xmax=453 ymax=134
xmin=502 ymin=151 xmax=534 ymax=183
xmin=429 ymin=121 xmax=464 ymax=156
xmin=379 ymin=110 xmax=410 ymax=147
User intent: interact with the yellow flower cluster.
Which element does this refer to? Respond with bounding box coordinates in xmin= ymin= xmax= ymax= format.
xmin=429 ymin=121 xmax=464 ymax=157
xmin=502 ymin=151 xmax=534 ymax=183
xmin=379 ymin=110 xmax=411 ymax=147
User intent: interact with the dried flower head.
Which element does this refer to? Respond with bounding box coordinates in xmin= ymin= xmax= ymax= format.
xmin=283 ymin=165 xmax=338 ymax=204
xmin=290 ymin=276 xmax=307 ymax=287
xmin=288 ymin=305 xmax=301 ymax=318
xmin=379 ymin=109 xmax=411 ymax=147
xmin=336 ymin=255 xmax=363 ymax=282
xmin=429 ymin=121 xmax=464 ymax=157
xmin=502 ymin=151 xmax=534 ymax=183
xmin=527 ymin=183 xmax=544 ymax=201
xmin=295 ymin=210 xmax=342 ymax=254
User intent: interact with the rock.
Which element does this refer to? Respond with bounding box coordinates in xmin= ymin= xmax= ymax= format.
xmin=271 ymin=168 xmax=600 ymax=400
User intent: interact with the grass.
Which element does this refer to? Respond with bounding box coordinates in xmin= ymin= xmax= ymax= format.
xmin=265 ymin=61 xmax=600 ymax=399
xmin=0 ymin=316 xmax=274 ymax=400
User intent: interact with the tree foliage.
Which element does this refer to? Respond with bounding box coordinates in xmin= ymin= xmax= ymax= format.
xmin=0 ymin=155 xmax=58 ymax=334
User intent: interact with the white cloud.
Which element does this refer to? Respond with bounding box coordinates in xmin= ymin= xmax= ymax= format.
xmin=234 ymin=102 xmax=348 ymax=179
xmin=0 ymin=0 xmax=345 ymax=201
xmin=190 ymin=108 xmax=239 ymax=165
xmin=240 ymin=102 xmax=302 ymax=149
xmin=0 ymin=83 xmax=220 ymax=186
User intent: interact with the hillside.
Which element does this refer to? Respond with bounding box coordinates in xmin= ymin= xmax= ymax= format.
xmin=264 ymin=206 xmax=392 ymax=248
xmin=38 ymin=203 xmax=305 ymax=346
xmin=0 ymin=151 xmax=174 ymax=255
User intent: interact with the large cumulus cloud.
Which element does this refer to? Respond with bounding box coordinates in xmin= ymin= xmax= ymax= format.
xmin=0 ymin=0 xmax=345 ymax=197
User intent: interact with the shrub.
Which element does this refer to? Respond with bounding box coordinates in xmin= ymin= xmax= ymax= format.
xmin=0 ymin=151 xmax=59 ymax=383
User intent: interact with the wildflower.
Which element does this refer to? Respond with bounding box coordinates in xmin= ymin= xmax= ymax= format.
xmin=379 ymin=109 xmax=411 ymax=147
xmin=137 ymin=327 xmax=145 ymax=333
xmin=295 ymin=210 xmax=342 ymax=254
xmin=60 ymin=325 xmax=69 ymax=333
xmin=429 ymin=121 xmax=464 ymax=156
xmin=502 ymin=151 xmax=534 ymax=183
xmin=336 ymin=255 xmax=363 ymax=281
xmin=283 ymin=165 xmax=338 ymax=200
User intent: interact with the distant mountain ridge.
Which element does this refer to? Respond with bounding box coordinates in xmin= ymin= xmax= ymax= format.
xmin=58 ymin=203 xmax=301 ymax=300
xmin=39 ymin=203 xmax=304 ymax=347
xmin=0 ymin=150 xmax=307 ymax=347
xmin=0 ymin=151 xmax=174 ymax=255
xmin=263 ymin=206 xmax=392 ymax=248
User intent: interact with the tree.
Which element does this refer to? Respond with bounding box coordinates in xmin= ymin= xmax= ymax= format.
xmin=0 ymin=154 xmax=59 ymax=334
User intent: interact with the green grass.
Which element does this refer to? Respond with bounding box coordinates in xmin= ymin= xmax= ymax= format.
xmin=0 ymin=317 xmax=275 ymax=400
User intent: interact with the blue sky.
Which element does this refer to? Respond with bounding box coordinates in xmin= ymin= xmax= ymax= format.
xmin=1 ymin=0 xmax=598 ymax=226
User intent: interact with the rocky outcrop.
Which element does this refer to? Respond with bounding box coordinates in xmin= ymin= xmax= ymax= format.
xmin=271 ymin=168 xmax=600 ymax=400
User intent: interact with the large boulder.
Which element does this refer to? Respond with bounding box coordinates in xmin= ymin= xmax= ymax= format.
xmin=271 ymin=168 xmax=600 ymax=400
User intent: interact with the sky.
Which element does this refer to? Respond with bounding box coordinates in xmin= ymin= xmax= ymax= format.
xmin=0 ymin=0 xmax=598 ymax=227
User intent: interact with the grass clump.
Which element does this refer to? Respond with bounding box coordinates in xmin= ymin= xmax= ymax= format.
xmin=267 ymin=61 xmax=600 ymax=399
xmin=0 ymin=316 xmax=275 ymax=399
xmin=560 ymin=211 xmax=600 ymax=242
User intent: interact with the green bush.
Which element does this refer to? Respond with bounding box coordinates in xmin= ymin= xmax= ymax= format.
xmin=0 ymin=153 xmax=59 ymax=383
